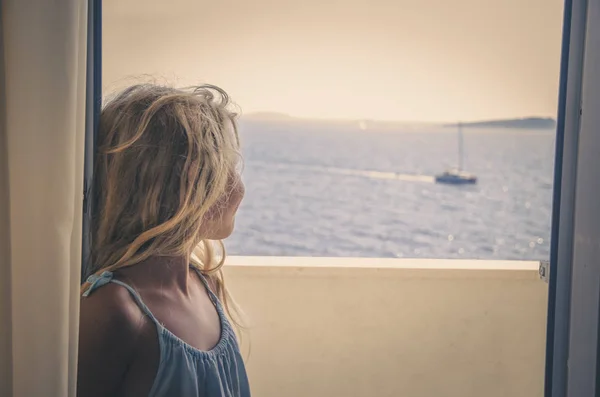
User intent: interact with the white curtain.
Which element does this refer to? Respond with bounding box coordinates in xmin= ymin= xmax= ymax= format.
xmin=0 ymin=1 xmax=88 ymax=396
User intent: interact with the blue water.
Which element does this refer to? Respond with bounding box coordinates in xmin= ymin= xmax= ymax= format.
xmin=228 ymin=120 xmax=555 ymax=261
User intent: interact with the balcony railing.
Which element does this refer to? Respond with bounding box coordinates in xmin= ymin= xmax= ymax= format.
xmin=225 ymin=257 xmax=547 ymax=397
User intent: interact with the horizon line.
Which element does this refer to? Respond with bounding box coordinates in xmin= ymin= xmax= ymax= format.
xmin=239 ymin=112 xmax=557 ymax=125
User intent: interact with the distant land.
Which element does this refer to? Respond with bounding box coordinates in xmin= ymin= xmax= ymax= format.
xmin=242 ymin=112 xmax=294 ymax=122
xmin=444 ymin=117 xmax=557 ymax=130
xmin=241 ymin=112 xmax=424 ymax=125
xmin=241 ymin=113 xmax=557 ymax=130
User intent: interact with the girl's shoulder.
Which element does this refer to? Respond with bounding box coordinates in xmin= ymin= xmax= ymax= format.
xmin=80 ymin=281 xmax=147 ymax=335
xmin=78 ymin=282 xmax=150 ymax=396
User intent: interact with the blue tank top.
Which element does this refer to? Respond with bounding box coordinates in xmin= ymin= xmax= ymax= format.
xmin=83 ymin=268 xmax=251 ymax=397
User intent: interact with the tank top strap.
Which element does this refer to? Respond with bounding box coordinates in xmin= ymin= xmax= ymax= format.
xmin=82 ymin=270 xmax=163 ymax=327
xmin=189 ymin=266 xmax=219 ymax=305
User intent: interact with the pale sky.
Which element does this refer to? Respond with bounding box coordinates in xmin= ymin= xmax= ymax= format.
xmin=103 ymin=0 xmax=564 ymax=123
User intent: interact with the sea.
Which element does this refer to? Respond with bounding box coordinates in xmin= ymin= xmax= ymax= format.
xmin=227 ymin=119 xmax=555 ymax=261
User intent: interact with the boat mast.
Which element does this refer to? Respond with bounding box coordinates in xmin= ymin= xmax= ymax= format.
xmin=458 ymin=121 xmax=464 ymax=171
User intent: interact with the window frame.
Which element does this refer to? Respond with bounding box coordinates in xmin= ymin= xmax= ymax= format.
xmin=82 ymin=0 xmax=102 ymax=281
xmin=546 ymin=0 xmax=600 ymax=396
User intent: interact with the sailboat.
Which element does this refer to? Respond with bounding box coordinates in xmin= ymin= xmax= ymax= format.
xmin=435 ymin=122 xmax=477 ymax=185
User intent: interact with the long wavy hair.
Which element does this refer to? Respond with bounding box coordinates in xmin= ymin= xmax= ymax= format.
xmin=80 ymin=83 xmax=242 ymax=326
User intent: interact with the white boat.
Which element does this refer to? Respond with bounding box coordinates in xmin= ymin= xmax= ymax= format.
xmin=435 ymin=122 xmax=477 ymax=185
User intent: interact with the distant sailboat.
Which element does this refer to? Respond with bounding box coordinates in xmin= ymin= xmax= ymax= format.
xmin=435 ymin=122 xmax=477 ymax=185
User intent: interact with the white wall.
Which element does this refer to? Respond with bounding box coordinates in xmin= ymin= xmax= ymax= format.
xmin=225 ymin=258 xmax=547 ymax=397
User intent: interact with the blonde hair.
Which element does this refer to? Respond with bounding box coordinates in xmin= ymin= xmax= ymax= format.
xmin=81 ymin=83 xmax=242 ymax=326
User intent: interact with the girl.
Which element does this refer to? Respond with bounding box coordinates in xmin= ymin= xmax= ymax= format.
xmin=77 ymin=84 xmax=250 ymax=397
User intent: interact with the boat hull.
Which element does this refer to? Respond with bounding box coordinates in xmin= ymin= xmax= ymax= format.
xmin=435 ymin=175 xmax=477 ymax=185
